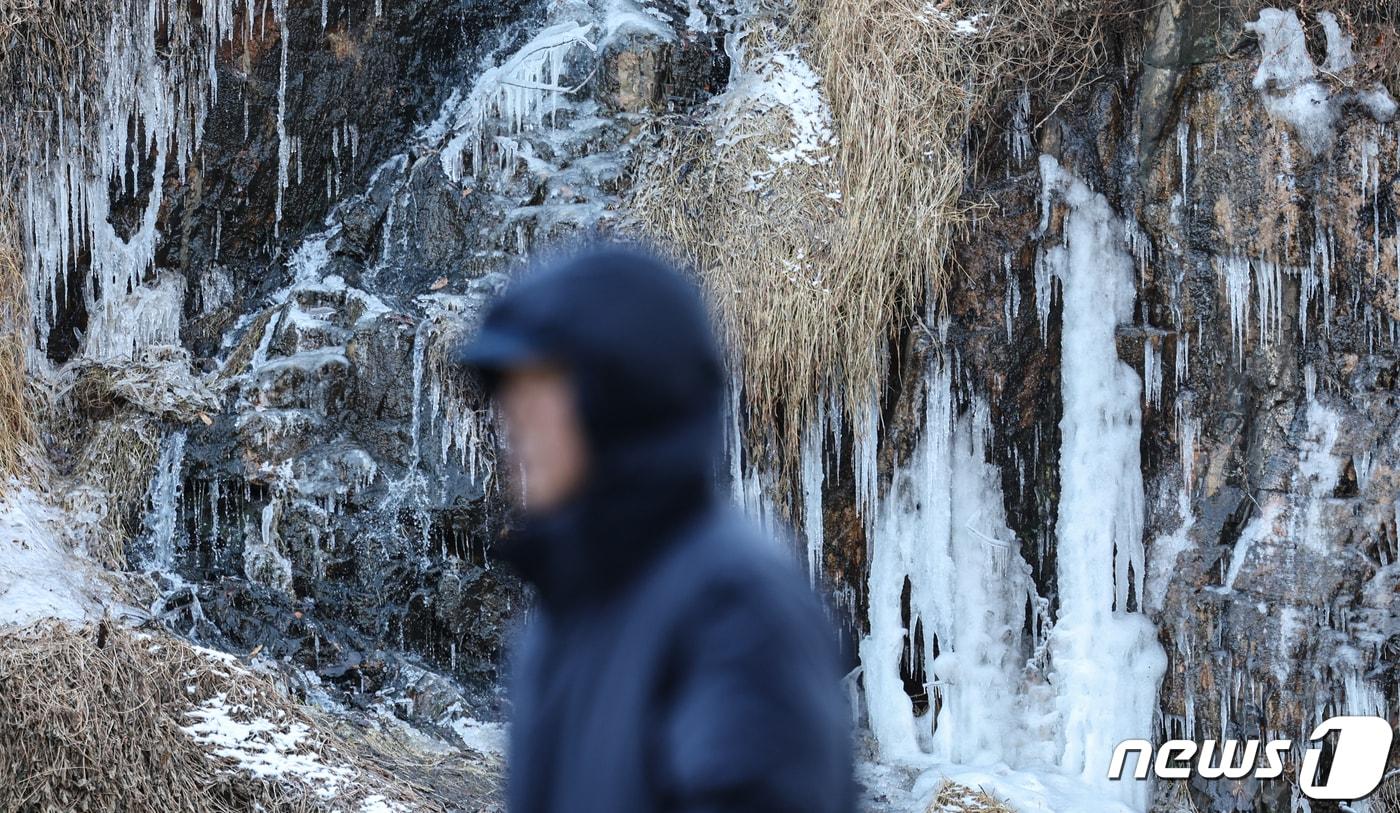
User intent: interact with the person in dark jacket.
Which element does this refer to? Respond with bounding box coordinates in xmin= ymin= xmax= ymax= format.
xmin=454 ymin=244 xmax=855 ymax=813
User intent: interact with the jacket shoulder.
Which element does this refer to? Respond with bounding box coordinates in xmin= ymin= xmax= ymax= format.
xmin=648 ymin=510 xmax=833 ymax=646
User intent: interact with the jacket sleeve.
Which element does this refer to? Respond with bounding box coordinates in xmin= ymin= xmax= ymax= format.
xmin=655 ymin=573 xmax=856 ymax=813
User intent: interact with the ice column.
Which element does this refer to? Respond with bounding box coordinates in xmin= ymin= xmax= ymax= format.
xmin=1039 ymin=155 xmax=1167 ymax=810
xmin=861 ymin=364 xmax=1041 ymax=766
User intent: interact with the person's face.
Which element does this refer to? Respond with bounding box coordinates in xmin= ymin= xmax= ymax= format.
xmin=497 ymin=364 xmax=589 ymax=512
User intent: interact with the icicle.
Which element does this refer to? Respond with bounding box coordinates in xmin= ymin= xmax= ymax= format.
xmin=18 ymin=0 xmax=236 ymax=359
xmin=1144 ymin=339 xmax=1163 ymax=409
xmin=853 ymin=396 xmax=879 ymax=535
xmin=1174 ymin=331 xmax=1190 ymax=390
xmin=1002 ymin=252 xmax=1020 ymax=342
xmin=274 ymin=0 xmax=290 ymax=238
xmin=800 ymin=404 xmax=826 ymax=585
xmin=141 ymin=430 xmax=189 ymax=571
xmin=1222 ymin=254 xmax=1251 ymax=358
xmin=1176 ymin=115 xmax=1190 ymax=193
xmin=1032 ymin=246 xmax=1056 ymax=342
xmin=1177 ymin=401 xmax=1197 ymax=497
xmin=725 ymin=372 xmax=746 ymax=506
xmin=435 ymin=22 xmax=600 ymax=183
xmin=1006 ymin=88 xmax=1031 ymax=166
xmin=1254 ymin=258 xmax=1284 ymax=349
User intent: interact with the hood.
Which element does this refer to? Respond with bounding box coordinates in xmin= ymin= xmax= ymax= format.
xmin=455 ymin=245 xmax=726 ymax=610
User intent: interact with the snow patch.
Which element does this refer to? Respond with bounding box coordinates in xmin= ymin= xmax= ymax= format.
xmin=447 ymin=715 xmax=508 ymax=757
xmin=0 ymin=486 xmax=107 ymax=626
xmin=181 ymin=694 xmax=355 ymax=797
xmin=712 ymin=21 xmax=836 ymax=177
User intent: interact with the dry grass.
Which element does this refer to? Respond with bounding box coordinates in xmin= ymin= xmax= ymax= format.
xmin=0 ymin=620 xmax=454 ymax=812
xmin=1374 ymin=770 xmax=1400 ymax=813
xmin=65 ymin=416 xmax=165 ymax=566
xmin=35 ymin=347 xmax=221 ymax=567
xmin=0 ymin=213 xmax=34 ymax=481
xmin=631 ymin=0 xmax=1145 ymax=486
xmin=630 ymin=40 xmax=846 ymax=473
xmin=925 ymin=779 xmax=1017 ymax=813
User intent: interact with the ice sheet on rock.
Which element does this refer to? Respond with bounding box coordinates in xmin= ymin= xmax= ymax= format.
xmin=1246 ymin=8 xmax=1337 ymax=153
xmin=85 ymin=273 xmax=186 ymax=361
xmin=139 ymin=430 xmax=189 ymax=572
xmin=0 ymin=486 xmax=108 ymax=626
xmin=1245 ymin=8 xmax=1398 ymax=154
xmin=603 ymin=0 xmax=675 ymax=44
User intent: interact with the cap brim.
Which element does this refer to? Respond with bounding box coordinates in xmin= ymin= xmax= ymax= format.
xmin=452 ymin=328 xmax=547 ymax=390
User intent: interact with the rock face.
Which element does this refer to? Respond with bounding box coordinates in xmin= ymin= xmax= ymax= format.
xmin=869 ymin=5 xmax=1400 ymax=810
xmin=15 ymin=0 xmax=1400 ymax=810
xmin=47 ymin=0 xmax=728 ymax=717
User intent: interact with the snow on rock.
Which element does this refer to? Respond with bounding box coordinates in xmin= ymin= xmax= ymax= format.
xmin=0 ymin=486 xmax=108 ymax=626
xmin=1245 ymin=8 xmax=1397 ymax=154
xmin=447 ymin=714 xmax=508 ymax=757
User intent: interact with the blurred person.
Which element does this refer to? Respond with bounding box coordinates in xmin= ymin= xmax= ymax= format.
xmin=455 ymin=245 xmax=855 ymax=813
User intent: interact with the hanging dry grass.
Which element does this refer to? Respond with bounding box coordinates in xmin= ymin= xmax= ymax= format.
xmin=631 ymin=0 xmax=1145 ymax=485
xmin=0 ymin=214 xmax=34 ymax=481
xmin=630 ymin=34 xmax=846 ymax=471
xmin=0 ymin=621 xmax=458 ymax=812
xmin=1373 ymin=770 xmax=1400 ymax=813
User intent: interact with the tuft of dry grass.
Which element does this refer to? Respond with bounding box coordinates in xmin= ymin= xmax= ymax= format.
xmin=1373 ymin=770 xmax=1400 ymax=813
xmin=0 ymin=620 xmax=456 ymax=812
xmin=629 ymin=23 xmax=846 ymax=475
xmin=925 ymin=779 xmax=1017 ymax=813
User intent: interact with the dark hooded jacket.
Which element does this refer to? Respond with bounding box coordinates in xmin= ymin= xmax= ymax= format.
xmin=456 ymin=247 xmax=855 ymax=813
